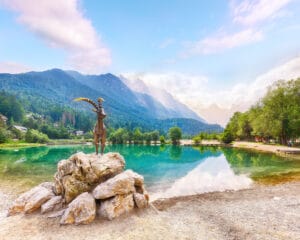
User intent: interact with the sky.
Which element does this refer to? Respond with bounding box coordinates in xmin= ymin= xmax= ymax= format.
xmin=0 ymin=0 xmax=300 ymax=126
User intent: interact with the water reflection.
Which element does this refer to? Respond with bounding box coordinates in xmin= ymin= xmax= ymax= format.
xmin=152 ymin=155 xmax=252 ymax=200
xmin=169 ymin=146 xmax=182 ymax=159
xmin=0 ymin=145 xmax=299 ymax=192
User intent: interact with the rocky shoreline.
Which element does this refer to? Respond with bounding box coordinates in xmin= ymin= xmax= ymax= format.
xmin=0 ymin=181 xmax=299 ymax=240
xmin=6 ymin=152 xmax=149 ymax=225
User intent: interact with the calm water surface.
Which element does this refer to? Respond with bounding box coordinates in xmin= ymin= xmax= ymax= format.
xmin=0 ymin=145 xmax=299 ymax=197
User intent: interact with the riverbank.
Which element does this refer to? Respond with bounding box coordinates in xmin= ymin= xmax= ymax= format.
xmin=233 ymin=141 xmax=300 ymax=158
xmin=0 ymin=181 xmax=299 ymax=240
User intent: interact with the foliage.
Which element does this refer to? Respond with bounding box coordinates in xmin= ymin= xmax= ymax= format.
xmin=0 ymin=91 xmax=24 ymax=123
xmin=0 ymin=128 xmax=9 ymax=143
xmin=224 ymin=79 xmax=300 ymax=145
xmin=108 ymin=128 xmax=162 ymax=145
xmin=25 ymin=129 xmax=49 ymax=143
xmin=159 ymin=135 xmax=166 ymax=145
xmin=221 ymin=129 xmax=234 ymax=144
xmin=168 ymin=127 xmax=182 ymax=145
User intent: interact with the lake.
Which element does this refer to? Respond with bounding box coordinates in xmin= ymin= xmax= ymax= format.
xmin=0 ymin=145 xmax=299 ymax=198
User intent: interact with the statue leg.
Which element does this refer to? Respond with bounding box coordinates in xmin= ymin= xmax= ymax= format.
xmin=100 ymin=130 xmax=106 ymax=155
xmin=94 ymin=134 xmax=99 ymax=155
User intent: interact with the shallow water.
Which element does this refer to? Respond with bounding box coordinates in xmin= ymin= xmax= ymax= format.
xmin=0 ymin=145 xmax=299 ymax=197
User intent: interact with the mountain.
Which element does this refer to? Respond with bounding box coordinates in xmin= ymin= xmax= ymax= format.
xmin=120 ymin=76 xmax=206 ymax=122
xmin=154 ymin=118 xmax=223 ymax=135
xmin=68 ymin=71 xmax=192 ymax=120
xmin=0 ymin=69 xmax=222 ymax=134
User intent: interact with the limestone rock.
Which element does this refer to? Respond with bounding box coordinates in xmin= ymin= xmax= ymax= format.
xmin=98 ymin=194 xmax=134 ymax=220
xmin=60 ymin=192 xmax=96 ymax=225
xmin=133 ymin=193 xmax=149 ymax=209
xmin=39 ymin=182 xmax=55 ymax=192
xmin=8 ymin=184 xmax=54 ymax=215
xmin=54 ymin=152 xmax=125 ymax=202
xmin=62 ymin=175 xmax=91 ymax=203
xmin=93 ymin=171 xmax=135 ymax=199
xmin=57 ymin=159 xmax=75 ymax=177
xmin=124 ymin=170 xmax=144 ymax=187
xmin=41 ymin=195 xmax=63 ymax=214
xmin=90 ymin=152 xmax=125 ymax=182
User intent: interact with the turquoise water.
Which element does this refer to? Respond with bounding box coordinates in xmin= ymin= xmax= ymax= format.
xmin=0 ymin=145 xmax=299 ymax=196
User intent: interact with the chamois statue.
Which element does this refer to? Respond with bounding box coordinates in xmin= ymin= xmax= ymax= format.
xmin=74 ymin=97 xmax=106 ymax=155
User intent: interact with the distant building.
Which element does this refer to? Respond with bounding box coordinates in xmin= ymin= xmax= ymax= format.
xmin=0 ymin=114 xmax=8 ymax=124
xmin=75 ymin=130 xmax=84 ymax=136
xmin=12 ymin=125 xmax=28 ymax=133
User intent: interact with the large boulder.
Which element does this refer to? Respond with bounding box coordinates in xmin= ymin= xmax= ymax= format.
xmin=41 ymin=195 xmax=63 ymax=214
xmin=124 ymin=170 xmax=144 ymax=187
xmin=62 ymin=175 xmax=91 ymax=203
xmin=92 ymin=171 xmax=135 ymax=199
xmin=98 ymin=193 xmax=134 ymax=220
xmin=54 ymin=152 xmax=125 ymax=203
xmin=8 ymin=183 xmax=54 ymax=215
xmin=60 ymin=192 xmax=96 ymax=225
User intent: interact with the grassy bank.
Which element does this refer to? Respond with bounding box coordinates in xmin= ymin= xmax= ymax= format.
xmin=0 ymin=142 xmax=45 ymax=149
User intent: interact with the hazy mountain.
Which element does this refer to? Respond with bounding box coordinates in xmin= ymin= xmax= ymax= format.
xmin=0 ymin=69 xmax=222 ymax=134
xmin=120 ymin=76 xmax=206 ymax=122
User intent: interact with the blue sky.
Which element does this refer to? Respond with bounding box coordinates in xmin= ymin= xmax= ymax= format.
xmin=1 ymin=0 xmax=300 ymax=125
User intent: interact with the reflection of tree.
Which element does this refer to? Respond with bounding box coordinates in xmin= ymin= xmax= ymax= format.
xmin=193 ymin=146 xmax=222 ymax=156
xmin=169 ymin=146 xmax=182 ymax=160
xmin=222 ymin=147 xmax=300 ymax=181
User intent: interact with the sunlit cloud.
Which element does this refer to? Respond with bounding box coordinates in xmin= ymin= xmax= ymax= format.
xmin=0 ymin=0 xmax=111 ymax=74
xmin=123 ymin=56 xmax=300 ymax=126
xmin=182 ymin=0 xmax=293 ymax=57
xmin=232 ymin=0 xmax=293 ymax=26
xmin=183 ymin=28 xmax=263 ymax=56
xmin=0 ymin=61 xmax=32 ymax=74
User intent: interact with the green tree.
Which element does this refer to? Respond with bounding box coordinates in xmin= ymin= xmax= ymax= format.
xmin=159 ymin=135 xmax=166 ymax=145
xmin=133 ymin=128 xmax=143 ymax=144
xmin=168 ymin=127 xmax=182 ymax=145
xmin=221 ymin=129 xmax=234 ymax=144
xmin=151 ymin=130 xmax=160 ymax=144
xmin=25 ymin=129 xmax=49 ymax=143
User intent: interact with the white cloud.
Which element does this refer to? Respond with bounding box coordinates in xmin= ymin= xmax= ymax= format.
xmin=183 ymin=0 xmax=293 ymax=57
xmin=232 ymin=0 xmax=293 ymax=26
xmin=0 ymin=61 xmax=32 ymax=73
xmin=159 ymin=38 xmax=175 ymax=49
xmin=0 ymin=0 xmax=111 ymax=74
xmin=122 ymin=72 xmax=208 ymax=101
xmin=123 ymin=56 xmax=300 ymax=126
xmin=184 ymin=28 xmax=263 ymax=56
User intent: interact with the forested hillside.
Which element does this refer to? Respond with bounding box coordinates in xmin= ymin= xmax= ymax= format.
xmin=0 ymin=69 xmax=222 ymax=136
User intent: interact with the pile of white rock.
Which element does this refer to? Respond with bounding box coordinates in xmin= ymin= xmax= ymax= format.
xmin=8 ymin=152 xmax=149 ymax=225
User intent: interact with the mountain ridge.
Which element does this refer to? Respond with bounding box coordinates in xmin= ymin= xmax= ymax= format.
xmin=0 ymin=69 xmax=223 ymax=134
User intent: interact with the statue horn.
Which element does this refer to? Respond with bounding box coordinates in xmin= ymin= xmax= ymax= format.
xmin=73 ymin=97 xmax=98 ymax=110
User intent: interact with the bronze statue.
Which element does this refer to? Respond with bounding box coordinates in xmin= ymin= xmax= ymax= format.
xmin=74 ymin=97 xmax=106 ymax=155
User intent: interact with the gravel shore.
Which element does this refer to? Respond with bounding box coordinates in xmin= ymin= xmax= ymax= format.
xmin=0 ymin=181 xmax=299 ymax=240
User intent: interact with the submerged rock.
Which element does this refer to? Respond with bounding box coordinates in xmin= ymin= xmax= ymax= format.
xmin=93 ymin=171 xmax=135 ymax=199
xmin=60 ymin=192 xmax=96 ymax=225
xmin=8 ymin=183 xmax=54 ymax=215
xmin=98 ymin=193 xmax=134 ymax=220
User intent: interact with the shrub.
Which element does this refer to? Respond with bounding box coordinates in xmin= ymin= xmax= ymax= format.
xmin=25 ymin=129 xmax=49 ymax=143
xmin=221 ymin=129 xmax=234 ymax=144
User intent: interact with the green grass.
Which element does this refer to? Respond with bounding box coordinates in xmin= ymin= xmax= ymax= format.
xmin=0 ymin=142 xmax=45 ymax=149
